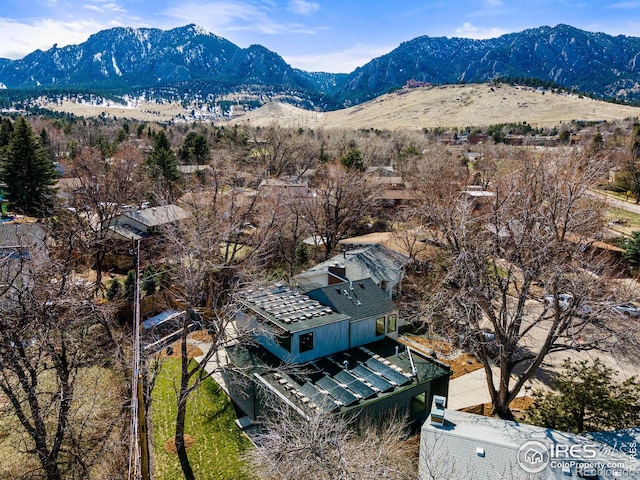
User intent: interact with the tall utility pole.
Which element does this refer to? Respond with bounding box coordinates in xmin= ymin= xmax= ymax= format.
xmin=129 ymin=239 xmax=150 ymax=480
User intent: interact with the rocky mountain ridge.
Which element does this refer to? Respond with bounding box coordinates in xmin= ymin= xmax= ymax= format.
xmin=1 ymin=23 xmax=639 ymax=109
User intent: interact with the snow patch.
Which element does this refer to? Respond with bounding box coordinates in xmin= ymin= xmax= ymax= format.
xmin=112 ymin=55 xmax=122 ymax=76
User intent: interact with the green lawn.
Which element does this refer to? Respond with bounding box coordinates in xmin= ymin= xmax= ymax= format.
xmin=151 ymin=359 xmax=255 ymax=480
xmin=606 ymin=205 xmax=640 ymax=230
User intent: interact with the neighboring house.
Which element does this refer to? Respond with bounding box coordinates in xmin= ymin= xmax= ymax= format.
xmin=176 ymin=164 xmax=213 ymax=179
xmin=226 ymin=281 xmax=450 ymax=426
xmin=258 ymin=177 xmax=310 ymax=197
xmin=366 ymin=168 xmax=418 ymax=208
xmin=375 ymin=188 xmax=418 ymax=207
xmin=420 ymin=408 xmax=640 ymax=480
xmin=106 ymin=204 xmax=190 ymax=241
xmin=339 ymin=229 xmax=438 ymax=263
xmin=294 ymin=244 xmax=410 ymax=299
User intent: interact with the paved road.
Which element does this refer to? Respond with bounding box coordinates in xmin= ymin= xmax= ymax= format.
xmin=588 ymin=189 xmax=640 ymax=215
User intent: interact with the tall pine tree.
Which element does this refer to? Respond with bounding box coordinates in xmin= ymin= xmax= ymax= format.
xmin=0 ymin=118 xmax=58 ymax=216
xmin=147 ymin=130 xmax=180 ymax=182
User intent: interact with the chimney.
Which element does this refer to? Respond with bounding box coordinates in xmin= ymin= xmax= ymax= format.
xmin=430 ymin=395 xmax=447 ymax=427
xmin=327 ymin=263 xmax=347 ymax=285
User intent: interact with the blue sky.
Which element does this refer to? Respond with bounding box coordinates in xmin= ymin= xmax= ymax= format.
xmin=1 ymin=0 xmax=640 ymax=73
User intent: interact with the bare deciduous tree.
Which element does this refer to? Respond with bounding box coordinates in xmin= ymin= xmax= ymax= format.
xmin=60 ymin=144 xmax=148 ymax=290
xmin=248 ymin=400 xmax=417 ymax=480
xmin=0 ymin=223 xmax=127 ymax=480
xmin=425 ymin=149 xmax=612 ymax=419
xmin=153 ymin=170 xmax=273 ymax=480
xmin=301 ymin=163 xmax=374 ymax=259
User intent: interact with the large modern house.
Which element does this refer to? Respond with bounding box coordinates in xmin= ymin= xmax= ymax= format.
xmin=226 ymin=278 xmax=450 ymax=426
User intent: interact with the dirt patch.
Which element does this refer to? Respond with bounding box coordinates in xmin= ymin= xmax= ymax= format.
xmin=163 ymin=434 xmax=195 ymax=453
xmin=157 ymin=341 xmax=203 ymax=359
xmin=189 ymin=330 xmax=214 ymax=343
xmin=402 ymin=335 xmax=483 ymax=379
xmin=460 ymin=396 xmax=535 ymax=419
xmin=510 ymin=396 xmax=535 ymax=411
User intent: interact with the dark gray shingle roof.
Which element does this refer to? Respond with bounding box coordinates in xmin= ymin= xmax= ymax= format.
xmin=306 ymin=278 xmax=396 ymax=321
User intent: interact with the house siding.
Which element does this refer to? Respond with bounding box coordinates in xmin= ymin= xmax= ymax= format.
xmin=290 ymin=322 xmax=350 ymax=363
xmin=349 ymin=317 xmax=386 ymax=348
xmin=247 ymin=312 xmax=351 ymax=363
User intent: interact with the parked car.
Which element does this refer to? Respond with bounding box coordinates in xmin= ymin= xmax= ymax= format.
xmin=543 ymin=293 xmax=573 ymax=310
xmin=543 ymin=293 xmax=593 ymax=317
xmin=614 ymin=303 xmax=640 ymax=317
xmin=576 ymin=462 xmax=598 ymax=479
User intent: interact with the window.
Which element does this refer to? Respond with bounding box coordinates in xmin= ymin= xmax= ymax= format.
xmin=376 ymin=317 xmax=385 ymax=336
xmin=387 ymin=314 xmax=397 ymax=333
xmin=299 ymin=332 xmax=314 ymax=353
xmin=410 ymin=392 xmax=427 ymax=416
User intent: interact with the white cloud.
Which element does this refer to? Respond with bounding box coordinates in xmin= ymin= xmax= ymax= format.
xmin=162 ymin=1 xmax=319 ymax=39
xmin=288 ymin=0 xmax=320 ymax=15
xmin=0 ymin=18 xmax=116 ymax=59
xmin=452 ymin=22 xmax=509 ymax=39
xmin=83 ymin=2 xmax=126 ymax=14
xmin=163 ymin=1 xmax=260 ymax=30
xmin=283 ymin=44 xmax=392 ymax=73
xmin=484 ymin=0 xmax=504 ymax=6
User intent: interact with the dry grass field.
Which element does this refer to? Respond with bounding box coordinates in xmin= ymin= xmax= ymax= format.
xmin=40 ymin=97 xmax=186 ymax=122
xmin=230 ymin=83 xmax=640 ymax=130
xmin=40 ymin=83 xmax=640 ymax=130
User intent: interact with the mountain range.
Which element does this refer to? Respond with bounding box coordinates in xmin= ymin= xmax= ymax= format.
xmin=1 ymin=23 xmax=639 ymax=110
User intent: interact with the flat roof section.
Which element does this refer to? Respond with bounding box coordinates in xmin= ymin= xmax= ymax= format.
xmin=227 ymin=337 xmax=451 ymax=417
xmin=238 ymin=284 xmax=349 ymax=333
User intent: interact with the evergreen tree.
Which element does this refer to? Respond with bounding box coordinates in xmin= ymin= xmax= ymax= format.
xmin=124 ymin=270 xmax=136 ymax=301
xmin=0 ymin=118 xmax=13 ymax=148
xmin=294 ymin=241 xmax=309 ymax=267
xmin=106 ymin=279 xmax=123 ymax=300
xmin=340 ymin=140 xmax=365 ymax=171
xmin=178 ymin=131 xmax=210 ymax=164
xmin=0 ymin=118 xmax=58 ymax=216
xmin=142 ymin=265 xmax=157 ymax=296
xmin=526 ymin=358 xmax=640 ymax=433
xmin=620 ymin=230 xmax=640 ymax=271
xmin=147 ymin=130 xmax=180 ymax=183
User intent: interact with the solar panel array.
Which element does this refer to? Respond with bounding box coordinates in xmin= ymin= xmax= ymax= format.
xmin=334 ymin=370 xmax=377 ymax=400
xmin=352 ymin=364 xmax=395 ymax=392
xmin=365 ymin=357 xmax=412 ymax=386
xmin=316 ymin=375 xmax=359 ymax=406
xmin=244 ymin=286 xmax=333 ymax=324
xmin=274 ymin=355 xmax=415 ymax=412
